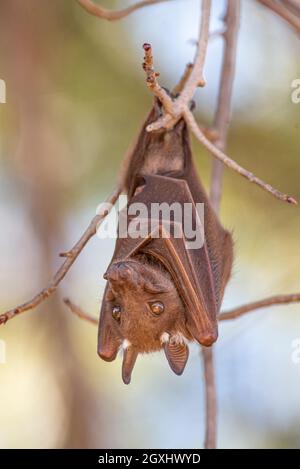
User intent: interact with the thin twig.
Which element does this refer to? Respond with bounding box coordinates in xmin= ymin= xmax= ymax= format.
xmin=0 ymin=188 xmax=121 ymax=325
xmin=141 ymin=6 xmax=297 ymax=205
xmin=175 ymin=60 xmax=219 ymax=141
xmin=281 ymin=0 xmax=300 ymax=17
xmin=64 ymin=298 xmax=98 ymax=325
xmin=219 ymin=293 xmax=300 ymax=321
xmin=210 ymin=1 xmax=240 ymax=210
xmin=184 ymin=108 xmax=297 ymax=205
xmin=77 ymin=0 xmax=173 ymax=21
xmin=257 ymin=0 xmax=300 ymax=34
xmin=174 ymin=0 xmax=210 ymax=103
xmin=202 ymin=347 xmax=217 ymax=449
xmin=142 ymin=43 xmax=174 ymax=115
xmin=172 ymin=65 xmax=219 ymax=141
xmin=174 ymin=60 xmax=218 ymax=140
xmin=145 ymin=0 xmax=211 ymax=132
xmin=172 ymin=63 xmax=193 ymax=96
xmin=203 ymin=0 xmax=241 ymax=450
xmin=209 ymin=28 xmax=227 ymax=41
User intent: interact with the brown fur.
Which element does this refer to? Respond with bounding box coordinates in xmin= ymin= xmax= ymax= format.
xmin=98 ymin=100 xmax=233 ymax=384
xmin=104 ymin=259 xmax=189 ymax=354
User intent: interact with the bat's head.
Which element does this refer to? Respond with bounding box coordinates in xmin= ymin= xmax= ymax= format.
xmin=98 ymin=255 xmax=190 ymax=383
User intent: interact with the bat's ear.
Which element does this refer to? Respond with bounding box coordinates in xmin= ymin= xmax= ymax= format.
xmin=98 ymin=324 xmax=120 ymax=362
xmin=98 ymin=284 xmax=121 ymax=362
xmin=164 ymin=338 xmax=189 ymax=375
xmin=122 ymin=347 xmax=138 ymax=385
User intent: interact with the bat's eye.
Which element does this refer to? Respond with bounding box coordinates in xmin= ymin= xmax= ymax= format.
xmin=149 ymin=301 xmax=164 ymax=315
xmin=112 ymin=305 xmax=121 ymax=322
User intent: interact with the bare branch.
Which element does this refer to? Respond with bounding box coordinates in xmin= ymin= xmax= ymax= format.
xmin=145 ymin=0 xmax=211 ymax=132
xmin=174 ymin=0 xmax=210 ymax=104
xmin=64 ymin=298 xmax=98 ymax=325
xmin=142 ymin=43 xmax=174 ymax=115
xmin=202 ymin=0 xmax=241 ymax=450
xmin=141 ymin=2 xmax=297 ymax=206
xmin=281 ymin=0 xmax=300 ymax=17
xmin=172 ymin=62 xmax=193 ymax=96
xmin=219 ymin=293 xmax=300 ymax=321
xmin=209 ymin=28 xmax=227 ymax=41
xmin=0 ymin=188 xmax=121 ymax=325
xmin=202 ymin=347 xmax=217 ymax=449
xmin=210 ymin=0 xmax=240 ymax=210
xmin=142 ymin=45 xmax=217 ymax=146
xmin=184 ymin=108 xmax=297 ymax=205
xmin=173 ymin=63 xmax=219 ymax=142
xmin=77 ymin=0 xmax=173 ymax=21
xmin=257 ymin=0 xmax=300 ymax=35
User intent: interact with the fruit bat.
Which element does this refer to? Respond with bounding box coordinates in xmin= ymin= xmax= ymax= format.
xmin=98 ymin=100 xmax=233 ymax=384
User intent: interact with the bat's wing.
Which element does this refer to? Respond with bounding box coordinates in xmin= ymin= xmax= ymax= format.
xmin=104 ymin=174 xmax=229 ymax=346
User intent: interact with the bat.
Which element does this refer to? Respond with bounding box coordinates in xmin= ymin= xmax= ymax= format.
xmin=98 ymin=100 xmax=233 ymax=384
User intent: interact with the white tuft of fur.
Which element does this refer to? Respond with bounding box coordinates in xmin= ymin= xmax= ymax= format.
xmin=170 ymin=332 xmax=187 ymax=345
xmin=160 ymin=332 xmax=170 ymax=344
xmin=122 ymin=339 xmax=131 ymax=350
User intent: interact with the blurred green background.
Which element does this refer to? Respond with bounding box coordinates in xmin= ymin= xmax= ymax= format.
xmin=0 ymin=0 xmax=299 ymax=449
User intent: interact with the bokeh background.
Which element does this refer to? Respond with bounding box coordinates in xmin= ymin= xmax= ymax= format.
xmin=0 ymin=0 xmax=299 ymax=449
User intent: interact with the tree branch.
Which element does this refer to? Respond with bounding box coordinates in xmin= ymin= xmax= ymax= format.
xmin=184 ymin=108 xmax=297 ymax=205
xmin=203 ymin=0 xmax=241 ymax=450
xmin=281 ymin=0 xmax=300 ymax=17
xmin=0 ymin=188 xmax=121 ymax=325
xmin=219 ymin=293 xmax=300 ymax=321
xmin=142 ymin=43 xmax=174 ymax=114
xmin=145 ymin=0 xmax=211 ymax=132
xmin=142 ymin=5 xmax=297 ymax=205
xmin=64 ymin=298 xmax=98 ymax=325
xmin=76 ymin=0 xmax=173 ymax=21
xmin=173 ymin=62 xmax=218 ymax=141
xmin=172 ymin=62 xmax=193 ymax=95
xmin=210 ymin=1 xmax=240 ymax=210
xmin=257 ymin=0 xmax=300 ymax=35
xmin=174 ymin=0 xmax=210 ymax=104
xmin=202 ymin=346 xmax=217 ymax=449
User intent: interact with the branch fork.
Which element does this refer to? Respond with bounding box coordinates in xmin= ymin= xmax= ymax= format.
xmin=141 ymin=38 xmax=297 ymax=205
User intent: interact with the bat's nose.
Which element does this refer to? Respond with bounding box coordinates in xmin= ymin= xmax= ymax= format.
xmin=104 ymin=261 xmax=134 ymax=284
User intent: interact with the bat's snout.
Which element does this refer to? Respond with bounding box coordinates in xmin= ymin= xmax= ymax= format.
xmin=104 ymin=261 xmax=140 ymax=288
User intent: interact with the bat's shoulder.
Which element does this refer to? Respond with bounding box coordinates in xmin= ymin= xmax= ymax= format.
xmin=128 ymin=173 xmax=194 ymax=207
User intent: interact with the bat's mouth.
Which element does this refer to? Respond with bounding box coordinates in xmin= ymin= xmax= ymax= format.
xmin=120 ymin=333 xmax=189 ymax=385
xmin=101 ymin=256 xmax=191 ymax=383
